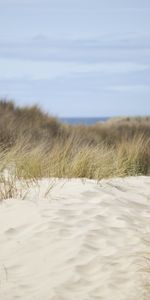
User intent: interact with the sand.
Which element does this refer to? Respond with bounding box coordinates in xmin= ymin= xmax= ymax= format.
xmin=0 ymin=176 xmax=150 ymax=300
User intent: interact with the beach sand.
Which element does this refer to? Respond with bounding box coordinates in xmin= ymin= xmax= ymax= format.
xmin=0 ymin=176 xmax=150 ymax=300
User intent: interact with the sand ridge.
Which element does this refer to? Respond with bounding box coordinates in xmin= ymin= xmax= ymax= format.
xmin=0 ymin=176 xmax=150 ymax=300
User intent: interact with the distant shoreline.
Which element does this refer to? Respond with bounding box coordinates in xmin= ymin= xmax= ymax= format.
xmin=60 ymin=117 xmax=109 ymax=125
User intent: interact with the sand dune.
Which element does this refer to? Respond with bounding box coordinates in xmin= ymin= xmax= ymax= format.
xmin=0 ymin=176 xmax=150 ymax=300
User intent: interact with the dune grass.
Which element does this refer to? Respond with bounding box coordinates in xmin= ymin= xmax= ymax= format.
xmin=0 ymin=99 xmax=149 ymax=186
xmin=9 ymin=134 xmax=148 ymax=180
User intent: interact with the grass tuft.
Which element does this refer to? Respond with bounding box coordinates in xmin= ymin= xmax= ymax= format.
xmin=0 ymin=99 xmax=149 ymax=182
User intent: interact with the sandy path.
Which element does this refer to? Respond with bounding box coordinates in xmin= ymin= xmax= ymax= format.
xmin=0 ymin=176 xmax=150 ymax=300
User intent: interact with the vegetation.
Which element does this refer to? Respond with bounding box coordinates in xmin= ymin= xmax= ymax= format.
xmin=0 ymin=99 xmax=150 ymax=187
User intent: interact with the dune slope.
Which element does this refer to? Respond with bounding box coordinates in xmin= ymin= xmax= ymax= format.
xmin=0 ymin=177 xmax=150 ymax=300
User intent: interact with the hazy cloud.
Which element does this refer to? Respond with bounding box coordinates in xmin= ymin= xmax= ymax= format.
xmin=0 ymin=35 xmax=150 ymax=63
xmin=0 ymin=0 xmax=150 ymax=116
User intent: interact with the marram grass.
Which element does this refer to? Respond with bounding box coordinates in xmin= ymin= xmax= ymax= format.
xmin=0 ymin=99 xmax=149 ymax=183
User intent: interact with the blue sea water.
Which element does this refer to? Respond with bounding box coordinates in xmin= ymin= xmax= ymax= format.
xmin=60 ymin=117 xmax=109 ymax=125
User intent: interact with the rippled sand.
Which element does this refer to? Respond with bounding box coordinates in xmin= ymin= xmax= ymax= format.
xmin=0 ymin=177 xmax=150 ymax=300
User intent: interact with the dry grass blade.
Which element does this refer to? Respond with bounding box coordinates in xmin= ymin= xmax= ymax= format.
xmin=0 ymin=99 xmax=149 ymax=182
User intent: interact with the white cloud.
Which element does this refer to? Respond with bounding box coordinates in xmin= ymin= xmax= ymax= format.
xmin=0 ymin=34 xmax=150 ymax=63
xmin=0 ymin=58 xmax=149 ymax=81
xmin=107 ymin=85 xmax=150 ymax=92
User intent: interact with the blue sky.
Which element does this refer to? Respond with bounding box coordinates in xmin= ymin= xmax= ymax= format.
xmin=0 ymin=0 xmax=150 ymax=117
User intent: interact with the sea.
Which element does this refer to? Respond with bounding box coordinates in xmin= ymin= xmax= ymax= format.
xmin=60 ymin=117 xmax=109 ymax=125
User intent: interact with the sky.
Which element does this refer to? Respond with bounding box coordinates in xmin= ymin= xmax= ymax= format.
xmin=0 ymin=0 xmax=150 ymax=117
